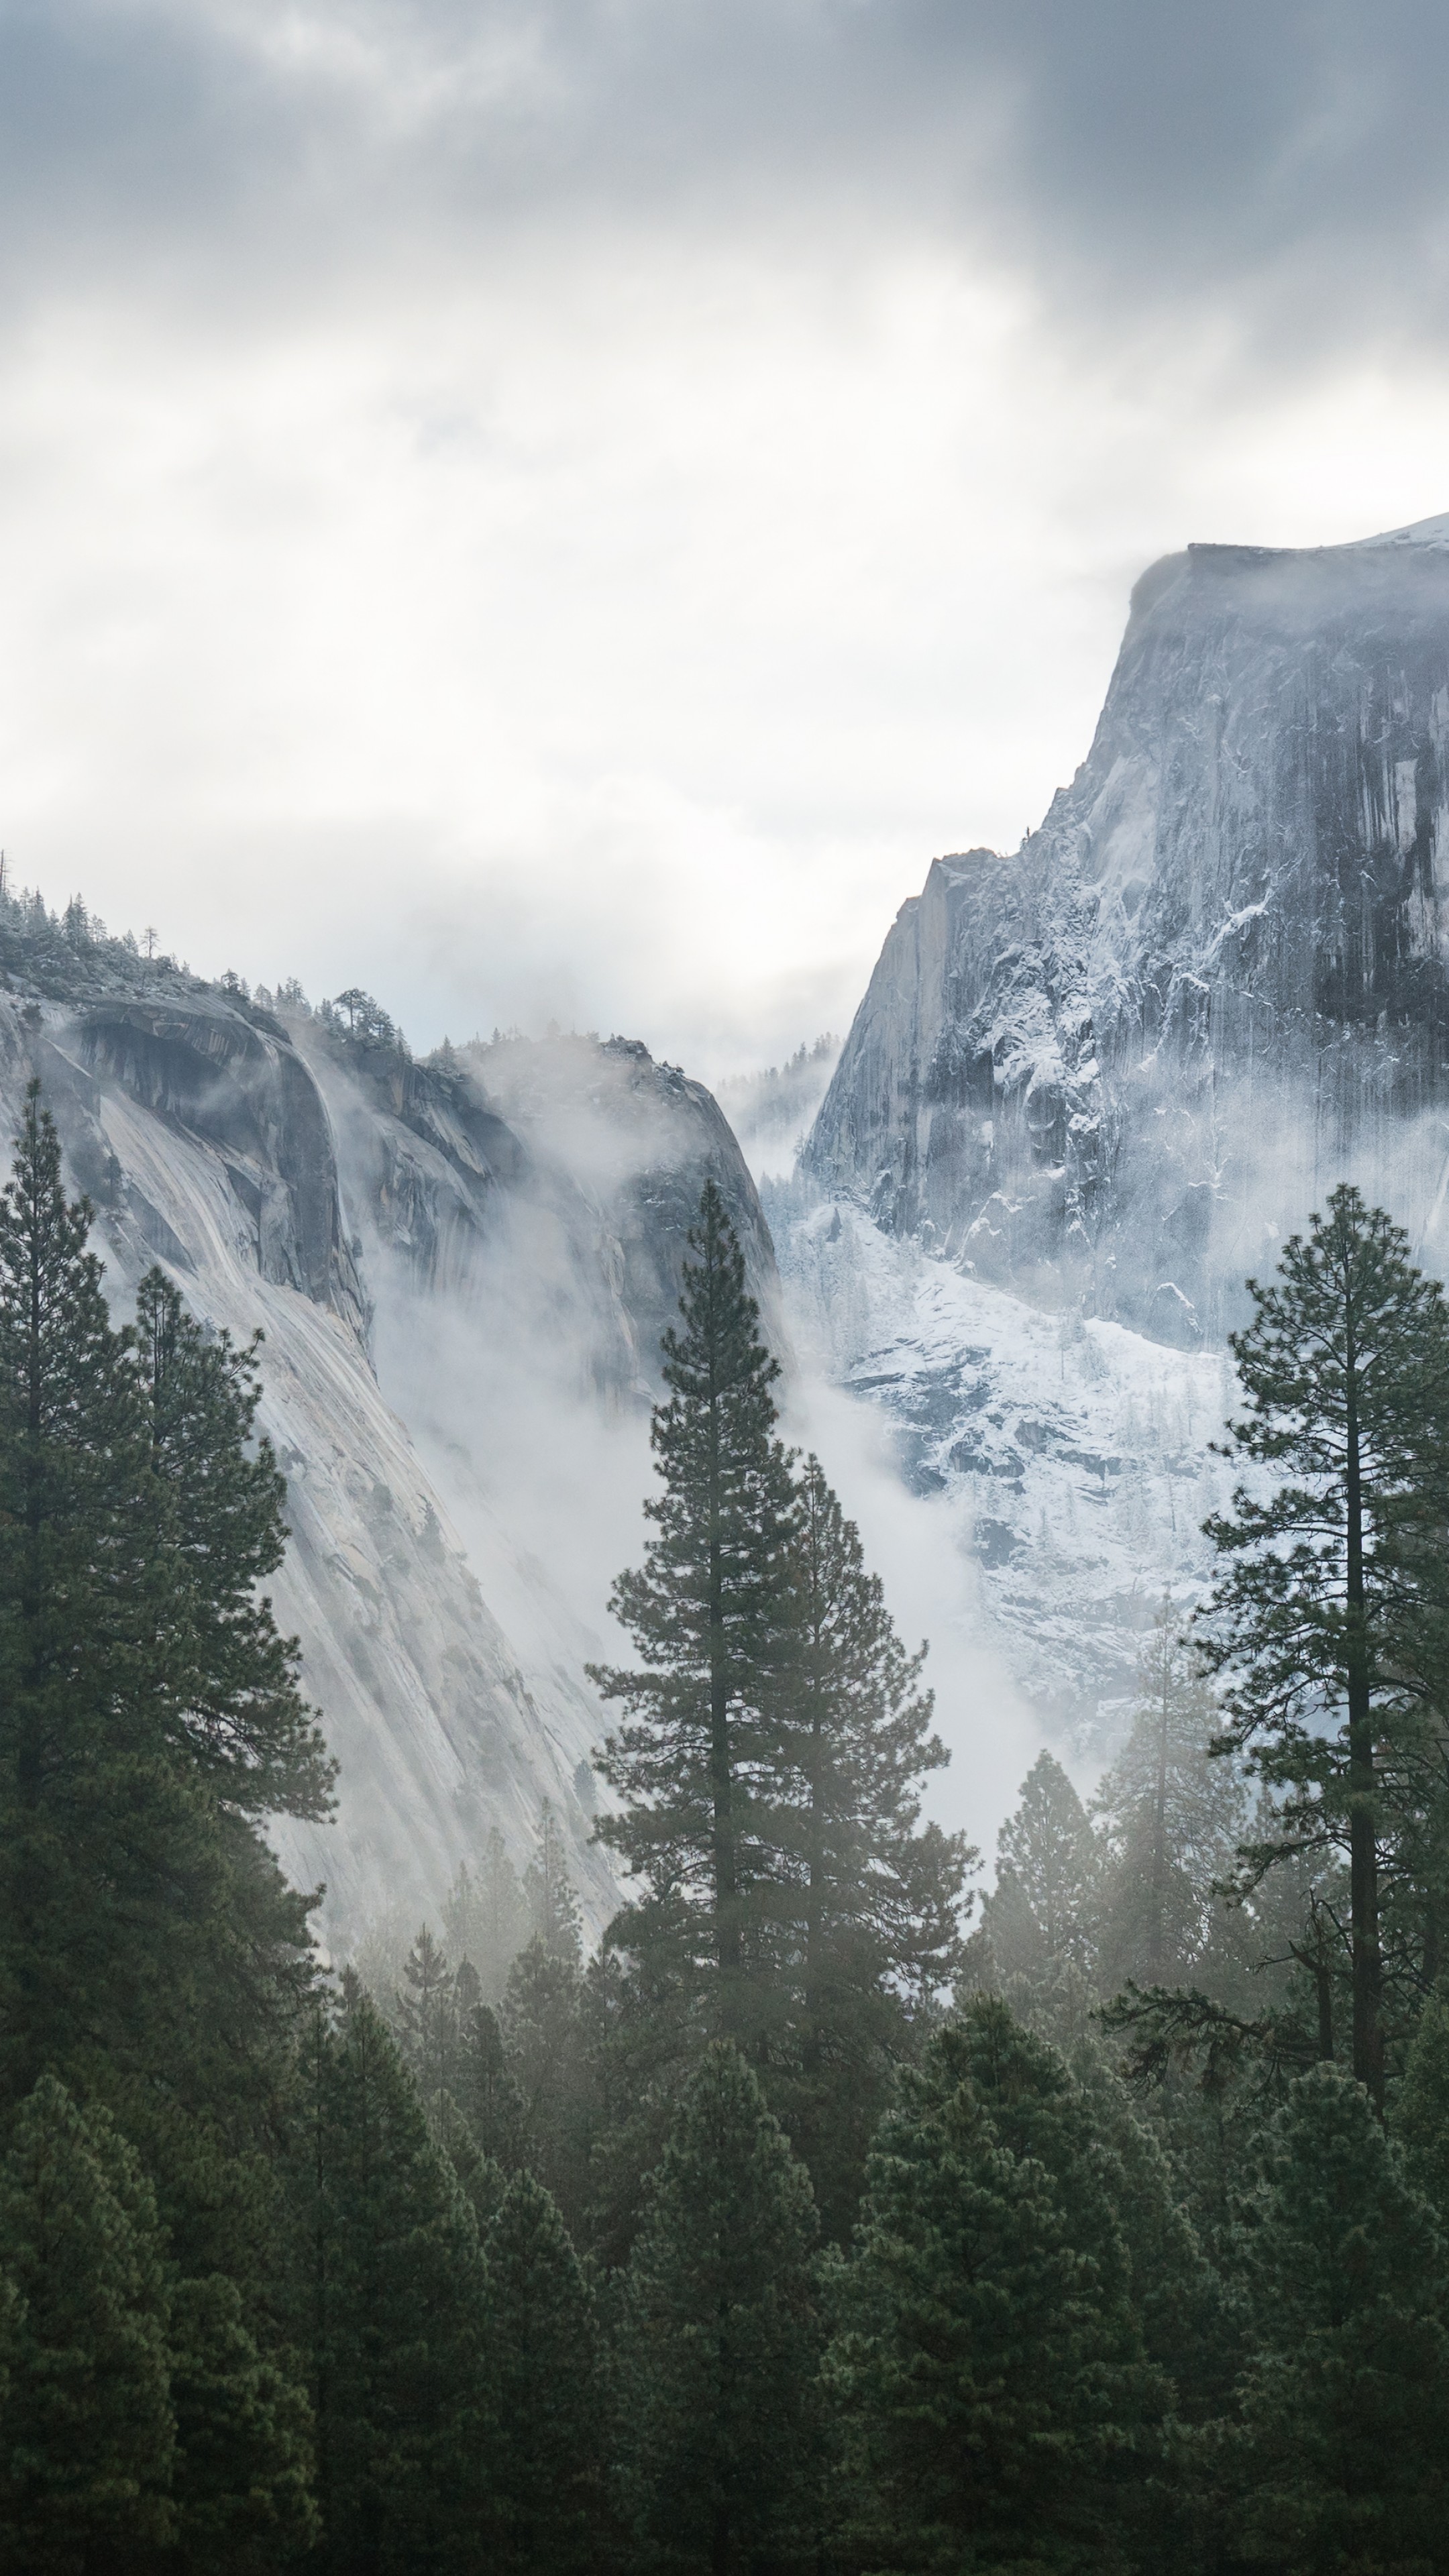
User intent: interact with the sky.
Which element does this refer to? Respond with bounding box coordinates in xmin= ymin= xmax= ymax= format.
xmin=7 ymin=2 xmax=1449 ymax=1079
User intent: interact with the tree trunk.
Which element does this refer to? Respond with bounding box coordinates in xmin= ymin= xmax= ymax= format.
xmin=706 ymin=1254 xmax=739 ymax=1981
xmin=1343 ymin=1303 xmax=1384 ymax=2108
xmin=1146 ymin=1655 xmax=1170 ymax=1982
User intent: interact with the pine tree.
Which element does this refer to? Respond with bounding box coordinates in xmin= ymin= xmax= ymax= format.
xmin=0 ymin=1085 xmax=178 ymax=2102
xmin=0 ymin=1092 xmax=323 ymax=2284
xmin=1094 ymin=1603 xmax=1248 ymax=1990
xmin=166 ymin=2273 xmax=317 ymax=2572
xmin=394 ymin=1925 xmax=458 ymax=2117
xmin=133 ymin=1267 xmax=333 ymax=1819
xmin=478 ymin=2170 xmax=602 ymax=2572
xmin=775 ymin=1454 xmax=971 ymax=2234
xmin=617 ymin=2041 xmax=821 ymax=2574
xmin=0 ymin=2074 xmax=174 ymax=2571
xmin=442 ymin=1832 xmax=529 ymax=2004
xmin=1393 ymin=1980 xmax=1449 ymax=2218
xmin=590 ymin=1182 xmax=799 ymax=2017
xmin=523 ymin=1797 xmax=584 ymax=1965
xmin=501 ymin=1937 xmax=590 ymax=2225
xmin=1199 ymin=1186 xmax=1449 ymax=2105
xmin=453 ymin=1971 xmax=528 ymax=2173
xmin=1234 ymin=2062 xmax=1449 ymax=2570
xmin=290 ymin=1985 xmax=488 ymax=2576
xmin=979 ymin=1748 xmax=1104 ymax=1989
xmin=827 ymin=2002 xmax=1160 ymax=2574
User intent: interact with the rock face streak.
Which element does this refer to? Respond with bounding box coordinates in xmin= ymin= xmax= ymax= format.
xmin=807 ymin=515 xmax=1449 ymax=1342
xmin=0 ymin=971 xmax=775 ymax=1939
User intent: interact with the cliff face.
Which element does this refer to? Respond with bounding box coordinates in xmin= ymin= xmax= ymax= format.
xmin=806 ymin=515 xmax=1449 ymax=1342
xmin=0 ymin=953 xmax=776 ymax=1941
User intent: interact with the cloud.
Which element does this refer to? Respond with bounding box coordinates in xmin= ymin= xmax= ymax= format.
xmin=7 ymin=3 xmax=1449 ymax=361
xmin=3 ymin=2 xmax=1449 ymax=1086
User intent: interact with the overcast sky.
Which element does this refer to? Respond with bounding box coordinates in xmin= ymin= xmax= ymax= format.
xmin=5 ymin=1 xmax=1449 ymax=1074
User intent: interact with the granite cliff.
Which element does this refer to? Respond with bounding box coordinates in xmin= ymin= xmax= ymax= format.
xmin=0 ymin=905 xmax=776 ymax=1940
xmin=806 ymin=513 xmax=1449 ymax=1344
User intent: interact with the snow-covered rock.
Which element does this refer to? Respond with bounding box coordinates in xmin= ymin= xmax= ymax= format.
xmin=772 ymin=1195 xmax=1235 ymax=1752
xmin=806 ymin=513 xmax=1449 ymax=1344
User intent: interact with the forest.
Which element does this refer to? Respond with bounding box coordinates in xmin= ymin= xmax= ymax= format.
xmin=1 ymin=1083 xmax=1448 ymax=2575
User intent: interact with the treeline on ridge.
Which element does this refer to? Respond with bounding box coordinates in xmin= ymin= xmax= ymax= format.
xmin=4 ymin=1104 xmax=1449 ymax=2572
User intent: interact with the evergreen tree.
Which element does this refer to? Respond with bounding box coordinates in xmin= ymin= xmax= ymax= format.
xmin=452 ymin=1972 xmax=528 ymax=2173
xmin=618 ymin=2041 xmax=821 ymax=2573
xmin=290 ymin=1985 xmax=487 ymax=2576
xmin=590 ymin=1183 xmax=799 ymax=2019
xmin=478 ymin=2170 xmax=602 ymax=2571
xmin=1234 ymin=2063 xmax=1449 ymax=2571
xmin=523 ymin=1796 xmax=584 ymax=1965
xmin=0 ymin=1086 xmax=179 ymax=2103
xmin=442 ymin=1831 xmax=529 ymax=2005
xmin=0 ymin=2074 xmax=174 ymax=2571
xmin=1199 ymin=1187 xmax=1449 ymax=2104
xmin=1094 ymin=1604 xmax=1248 ymax=1991
xmin=776 ymin=1454 xmax=971 ymax=2234
xmin=501 ymin=1937 xmax=591 ymax=2226
xmin=134 ymin=1267 xmax=333 ymax=1819
xmin=394 ymin=1925 xmax=458 ymax=2117
xmin=166 ymin=2273 xmax=316 ymax=2572
xmin=0 ymin=1092 xmax=323 ymax=2282
xmin=979 ymin=1749 xmax=1104 ymax=1989
xmin=828 ymin=2002 xmax=1161 ymax=2574
xmin=1393 ymin=1978 xmax=1449 ymax=2219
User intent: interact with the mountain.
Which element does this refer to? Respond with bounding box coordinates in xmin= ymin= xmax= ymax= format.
xmin=0 ymin=902 xmax=776 ymax=1942
xmin=784 ymin=512 xmax=1449 ymax=1750
xmin=805 ymin=513 xmax=1449 ymax=1346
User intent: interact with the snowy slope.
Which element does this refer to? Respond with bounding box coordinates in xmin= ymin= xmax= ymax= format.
xmin=806 ymin=515 xmax=1449 ymax=1344
xmin=775 ymin=1196 xmax=1236 ymax=1751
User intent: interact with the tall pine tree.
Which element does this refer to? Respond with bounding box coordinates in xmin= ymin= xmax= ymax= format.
xmin=828 ymin=2002 xmax=1161 ymax=2574
xmin=591 ymin=1183 xmax=798 ymax=2021
xmin=0 ymin=2074 xmax=174 ymax=2572
xmin=478 ymin=2169 xmax=602 ymax=2572
xmin=617 ymin=2041 xmax=821 ymax=2574
xmin=1234 ymin=2063 xmax=1449 ymax=2570
xmin=288 ymin=1984 xmax=488 ymax=2576
xmin=775 ymin=1454 xmax=971 ymax=2233
xmin=979 ymin=1748 xmax=1104 ymax=1990
xmin=1199 ymin=1186 xmax=1449 ymax=2105
xmin=1094 ymin=1604 xmax=1248 ymax=1992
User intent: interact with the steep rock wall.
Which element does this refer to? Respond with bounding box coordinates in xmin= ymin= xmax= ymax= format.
xmin=0 ymin=976 xmax=777 ymax=1939
xmin=806 ymin=516 xmax=1449 ymax=1340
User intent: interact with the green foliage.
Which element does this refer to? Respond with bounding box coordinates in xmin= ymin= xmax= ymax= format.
xmin=523 ymin=1796 xmax=584 ymax=1965
xmin=290 ymin=1985 xmax=488 ymax=2575
xmin=590 ymin=1179 xmax=800 ymax=2005
xmin=1394 ymin=1978 xmax=1449 ymax=2218
xmin=1233 ymin=2063 xmax=1449 ymax=2572
xmin=166 ymin=2273 xmax=316 ymax=2572
xmin=478 ymin=2170 xmax=603 ymax=2571
xmin=617 ymin=2041 xmax=822 ymax=2573
xmin=1199 ymin=1185 xmax=1449 ymax=2099
xmin=0 ymin=2074 xmax=174 ymax=2572
xmin=979 ymin=1748 xmax=1103 ymax=1988
xmin=442 ymin=1829 xmax=530 ymax=2004
xmin=134 ymin=1267 xmax=333 ymax=1821
xmin=777 ymin=1456 xmax=972 ymax=2235
xmin=828 ymin=2001 xmax=1162 ymax=2575
xmin=1093 ymin=1604 xmax=1250 ymax=1992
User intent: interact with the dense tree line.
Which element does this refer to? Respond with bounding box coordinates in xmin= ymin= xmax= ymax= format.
xmin=10 ymin=1128 xmax=1449 ymax=2569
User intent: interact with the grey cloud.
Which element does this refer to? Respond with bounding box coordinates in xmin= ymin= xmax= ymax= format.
xmin=4 ymin=2 xmax=1448 ymax=352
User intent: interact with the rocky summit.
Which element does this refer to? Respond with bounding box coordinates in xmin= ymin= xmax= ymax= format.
xmin=804 ymin=513 xmax=1449 ymax=1346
